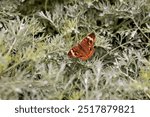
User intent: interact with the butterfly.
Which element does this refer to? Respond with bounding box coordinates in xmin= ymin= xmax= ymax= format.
xmin=68 ymin=33 xmax=96 ymax=61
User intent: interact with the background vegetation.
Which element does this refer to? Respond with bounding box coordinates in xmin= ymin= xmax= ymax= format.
xmin=0 ymin=0 xmax=150 ymax=99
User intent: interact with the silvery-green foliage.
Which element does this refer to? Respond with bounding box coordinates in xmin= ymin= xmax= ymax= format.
xmin=0 ymin=0 xmax=150 ymax=99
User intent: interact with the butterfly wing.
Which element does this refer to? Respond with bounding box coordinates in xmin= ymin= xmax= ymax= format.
xmin=79 ymin=33 xmax=96 ymax=60
xmin=79 ymin=46 xmax=95 ymax=61
xmin=68 ymin=45 xmax=85 ymax=58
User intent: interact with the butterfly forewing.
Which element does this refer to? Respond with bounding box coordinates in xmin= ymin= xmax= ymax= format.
xmin=68 ymin=45 xmax=85 ymax=58
xmin=80 ymin=33 xmax=95 ymax=53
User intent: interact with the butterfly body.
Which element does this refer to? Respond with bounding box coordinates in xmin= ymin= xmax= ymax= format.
xmin=68 ymin=33 xmax=96 ymax=61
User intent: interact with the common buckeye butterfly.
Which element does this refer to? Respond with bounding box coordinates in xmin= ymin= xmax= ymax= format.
xmin=68 ymin=33 xmax=96 ymax=61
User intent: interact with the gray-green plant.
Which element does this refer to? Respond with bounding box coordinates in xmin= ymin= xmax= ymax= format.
xmin=0 ymin=0 xmax=150 ymax=99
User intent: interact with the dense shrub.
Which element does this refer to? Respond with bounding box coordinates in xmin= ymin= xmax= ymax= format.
xmin=0 ymin=0 xmax=150 ymax=99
